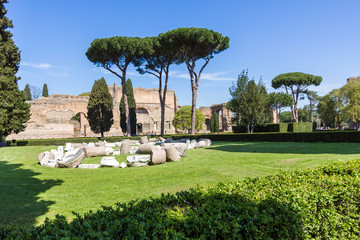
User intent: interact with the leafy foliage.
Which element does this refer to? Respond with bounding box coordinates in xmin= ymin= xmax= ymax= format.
xmin=268 ymin=92 xmax=293 ymax=123
xmin=0 ymin=0 xmax=20 ymax=77
xmin=172 ymin=105 xmax=205 ymax=132
xmin=120 ymin=79 xmax=136 ymax=134
xmin=161 ymin=27 xmax=229 ymax=134
xmin=0 ymin=76 xmax=31 ymax=137
xmin=87 ymin=77 xmax=114 ymax=137
xmin=341 ymin=80 xmax=360 ymax=129
xmin=78 ymin=92 xmax=91 ymax=96
xmin=239 ymin=80 xmax=268 ymax=133
xmin=0 ymin=2 xmax=30 ymax=137
xmin=2 ymin=159 xmax=360 ymax=239
xmin=86 ymin=36 xmax=144 ymax=136
xmin=227 ymin=70 xmax=249 ymax=126
xmin=42 ymin=83 xmax=48 ymax=97
xmin=272 ymin=72 xmax=322 ymax=122
xmin=135 ymin=36 xmax=179 ymax=136
xmin=210 ymin=112 xmax=219 ymax=133
xmin=23 ymin=84 xmax=31 ymax=100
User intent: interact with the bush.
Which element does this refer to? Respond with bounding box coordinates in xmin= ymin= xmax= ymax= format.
xmin=287 ymin=122 xmax=313 ymax=132
xmin=254 ymin=123 xmax=288 ymax=133
xmin=232 ymin=125 xmax=248 ymax=133
xmin=168 ymin=131 xmax=360 ymax=143
xmin=2 ymin=159 xmax=360 ymax=239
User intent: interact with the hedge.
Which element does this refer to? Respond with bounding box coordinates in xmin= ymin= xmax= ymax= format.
xmin=1 ymin=159 xmax=360 ymax=239
xmin=168 ymin=131 xmax=360 ymax=143
xmin=288 ymin=122 xmax=313 ymax=133
xmin=4 ymin=136 xmax=143 ymax=147
xmin=233 ymin=122 xmax=312 ymax=133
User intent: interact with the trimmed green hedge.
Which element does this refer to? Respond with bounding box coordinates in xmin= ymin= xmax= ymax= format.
xmin=1 ymin=159 xmax=360 ymax=239
xmin=169 ymin=131 xmax=360 ymax=142
xmin=233 ymin=122 xmax=312 ymax=133
xmin=255 ymin=123 xmax=288 ymax=133
xmin=288 ymin=122 xmax=313 ymax=132
xmin=4 ymin=136 xmax=142 ymax=147
xmin=4 ymin=130 xmax=360 ymax=147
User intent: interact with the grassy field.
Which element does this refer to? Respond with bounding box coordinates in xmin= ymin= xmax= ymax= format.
xmin=0 ymin=141 xmax=359 ymax=227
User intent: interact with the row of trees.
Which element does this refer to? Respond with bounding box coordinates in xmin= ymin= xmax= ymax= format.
xmin=23 ymin=83 xmax=48 ymax=100
xmin=0 ymin=0 xmax=30 ymax=139
xmin=227 ymin=71 xmax=323 ymax=132
xmin=86 ymin=27 xmax=229 ymax=136
xmin=317 ymin=79 xmax=360 ymax=129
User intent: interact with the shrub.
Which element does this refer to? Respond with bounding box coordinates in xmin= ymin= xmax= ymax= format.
xmin=287 ymin=122 xmax=313 ymax=132
xmin=1 ymin=159 xmax=360 ymax=239
xmin=168 ymin=131 xmax=360 ymax=143
xmin=254 ymin=123 xmax=288 ymax=133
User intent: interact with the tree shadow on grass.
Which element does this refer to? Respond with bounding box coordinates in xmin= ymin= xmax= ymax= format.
xmin=0 ymin=161 xmax=63 ymax=227
xmin=208 ymin=141 xmax=360 ymax=155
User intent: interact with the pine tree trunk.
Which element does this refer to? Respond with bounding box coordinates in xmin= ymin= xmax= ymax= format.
xmin=160 ymin=100 xmax=165 ymax=136
xmin=191 ymin=89 xmax=197 ymax=135
xmin=121 ymin=75 xmax=131 ymax=136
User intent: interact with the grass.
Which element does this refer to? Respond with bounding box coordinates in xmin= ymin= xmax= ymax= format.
xmin=0 ymin=141 xmax=359 ymax=227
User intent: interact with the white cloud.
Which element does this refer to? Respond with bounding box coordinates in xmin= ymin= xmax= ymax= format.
xmin=21 ymin=62 xmax=52 ymax=69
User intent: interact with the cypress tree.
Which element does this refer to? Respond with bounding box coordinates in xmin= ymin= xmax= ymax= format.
xmin=0 ymin=76 xmax=31 ymax=137
xmin=214 ymin=112 xmax=219 ymax=132
xmin=42 ymin=83 xmax=49 ymax=97
xmin=87 ymin=77 xmax=114 ymax=138
xmin=0 ymin=0 xmax=30 ymax=138
xmin=23 ymin=84 xmax=31 ymax=100
xmin=0 ymin=0 xmax=20 ymax=77
xmin=120 ymin=79 xmax=136 ymax=135
xmin=210 ymin=115 xmax=215 ymax=133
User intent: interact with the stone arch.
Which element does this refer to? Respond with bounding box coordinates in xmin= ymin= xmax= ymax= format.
xmin=136 ymin=107 xmax=151 ymax=134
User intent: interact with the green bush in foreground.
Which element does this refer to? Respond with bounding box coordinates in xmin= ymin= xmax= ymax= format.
xmin=1 ymin=159 xmax=360 ymax=239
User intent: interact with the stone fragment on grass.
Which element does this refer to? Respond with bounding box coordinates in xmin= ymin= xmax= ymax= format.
xmin=120 ymin=162 xmax=127 ymax=168
xmin=120 ymin=139 xmax=131 ymax=154
xmin=150 ymin=149 xmax=166 ymax=165
xmin=140 ymin=136 xmax=148 ymax=144
xmin=38 ymin=151 xmax=56 ymax=166
xmin=78 ymin=164 xmax=101 ymax=169
xmin=127 ymin=155 xmax=150 ymax=164
xmin=56 ymin=148 xmax=85 ymax=168
xmin=164 ymin=146 xmax=179 ymax=162
xmin=138 ymin=144 xmax=156 ymax=154
xmin=100 ymin=157 xmax=119 ymax=167
xmin=83 ymin=146 xmax=106 ymax=157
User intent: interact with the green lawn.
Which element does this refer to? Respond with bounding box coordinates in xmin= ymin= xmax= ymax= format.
xmin=0 ymin=141 xmax=359 ymax=227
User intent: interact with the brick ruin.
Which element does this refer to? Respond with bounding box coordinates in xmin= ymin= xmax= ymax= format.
xmin=8 ymin=83 xmax=233 ymax=140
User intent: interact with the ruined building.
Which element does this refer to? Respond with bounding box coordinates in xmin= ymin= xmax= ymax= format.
xmin=7 ymin=83 xmax=180 ymax=139
xmin=7 ymin=83 xmax=234 ymax=140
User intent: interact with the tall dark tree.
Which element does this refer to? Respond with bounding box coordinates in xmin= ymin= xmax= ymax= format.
xmin=162 ymin=28 xmax=229 ymax=134
xmin=135 ymin=36 xmax=179 ymax=136
xmin=210 ymin=112 xmax=219 ymax=133
xmin=86 ymin=36 xmax=143 ymax=136
xmin=119 ymin=79 xmax=136 ymax=135
xmin=272 ymin=72 xmax=322 ymax=122
xmin=87 ymin=77 xmax=114 ymax=138
xmin=227 ymin=70 xmax=249 ymax=126
xmin=23 ymin=84 xmax=31 ymax=100
xmin=0 ymin=0 xmax=30 ymax=139
xmin=0 ymin=76 xmax=31 ymax=137
xmin=239 ymin=80 xmax=267 ymax=133
xmin=42 ymin=83 xmax=49 ymax=97
xmin=0 ymin=0 xmax=20 ymax=77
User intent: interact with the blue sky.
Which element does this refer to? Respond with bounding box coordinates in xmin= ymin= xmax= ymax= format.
xmin=6 ymin=0 xmax=360 ymax=107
